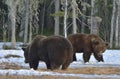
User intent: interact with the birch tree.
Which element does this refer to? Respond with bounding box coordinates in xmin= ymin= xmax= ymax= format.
xmin=115 ymin=0 xmax=120 ymax=48
xmin=90 ymin=0 xmax=96 ymax=34
xmin=23 ymin=0 xmax=29 ymax=44
xmin=54 ymin=0 xmax=60 ymax=35
xmin=110 ymin=0 xmax=116 ymax=48
xmin=118 ymin=0 xmax=120 ymax=47
xmin=41 ymin=0 xmax=46 ymax=34
xmin=110 ymin=0 xmax=120 ymax=48
xmin=21 ymin=0 xmax=39 ymax=44
xmin=72 ymin=0 xmax=77 ymax=34
xmin=29 ymin=0 xmax=32 ymax=43
xmin=81 ymin=1 xmax=86 ymax=33
xmin=115 ymin=5 xmax=119 ymax=48
xmin=5 ymin=0 xmax=19 ymax=48
xmin=63 ymin=0 xmax=68 ymax=38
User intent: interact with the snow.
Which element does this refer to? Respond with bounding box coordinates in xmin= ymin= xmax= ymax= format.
xmin=0 ymin=42 xmax=120 ymax=78
xmin=0 ymin=69 xmax=120 ymax=78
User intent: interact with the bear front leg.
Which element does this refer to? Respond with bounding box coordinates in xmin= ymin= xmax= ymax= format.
xmin=93 ymin=53 xmax=104 ymax=62
xmin=29 ymin=60 xmax=39 ymax=70
xmin=73 ymin=53 xmax=77 ymax=61
xmin=83 ymin=52 xmax=91 ymax=63
xmin=45 ymin=62 xmax=51 ymax=69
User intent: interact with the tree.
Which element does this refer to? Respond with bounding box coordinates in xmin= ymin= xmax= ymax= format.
xmin=54 ymin=0 xmax=60 ymax=35
xmin=40 ymin=0 xmax=46 ymax=34
xmin=29 ymin=0 xmax=32 ymax=43
xmin=81 ymin=0 xmax=86 ymax=33
xmin=115 ymin=0 xmax=120 ymax=48
xmin=118 ymin=0 xmax=120 ymax=47
xmin=5 ymin=0 xmax=19 ymax=48
xmin=72 ymin=0 xmax=77 ymax=34
xmin=63 ymin=0 xmax=68 ymax=38
xmin=110 ymin=0 xmax=120 ymax=48
xmin=0 ymin=0 xmax=8 ymax=43
xmin=110 ymin=0 xmax=117 ymax=48
xmin=1 ymin=0 xmax=119 ymax=49
xmin=20 ymin=0 xmax=40 ymax=44
xmin=23 ymin=0 xmax=29 ymax=44
xmin=90 ymin=0 xmax=97 ymax=34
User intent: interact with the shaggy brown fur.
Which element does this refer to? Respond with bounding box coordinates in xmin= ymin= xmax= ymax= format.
xmin=23 ymin=35 xmax=73 ymax=70
xmin=67 ymin=33 xmax=108 ymax=63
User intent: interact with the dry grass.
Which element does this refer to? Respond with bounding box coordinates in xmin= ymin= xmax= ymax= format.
xmin=0 ymin=62 xmax=120 ymax=79
xmin=0 ymin=62 xmax=23 ymax=69
xmin=4 ymin=54 xmax=22 ymax=58
xmin=38 ymin=67 xmax=120 ymax=75
xmin=0 ymin=75 xmax=117 ymax=79
xmin=0 ymin=62 xmax=120 ymax=75
xmin=52 ymin=67 xmax=120 ymax=75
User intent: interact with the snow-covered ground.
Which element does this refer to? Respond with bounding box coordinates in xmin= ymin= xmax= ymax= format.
xmin=0 ymin=42 xmax=120 ymax=78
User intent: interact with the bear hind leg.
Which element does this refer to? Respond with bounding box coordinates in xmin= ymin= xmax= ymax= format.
xmin=62 ymin=61 xmax=70 ymax=70
xmin=50 ymin=63 xmax=60 ymax=70
xmin=62 ymin=56 xmax=72 ymax=70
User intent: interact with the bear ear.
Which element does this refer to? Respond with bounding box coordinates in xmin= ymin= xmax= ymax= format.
xmin=105 ymin=42 xmax=109 ymax=47
xmin=22 ymin=47 xmax=26 ymax=51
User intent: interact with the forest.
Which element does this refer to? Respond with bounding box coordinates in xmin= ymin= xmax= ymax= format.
xmin=0 ymin=0 xmax=120 ymax=49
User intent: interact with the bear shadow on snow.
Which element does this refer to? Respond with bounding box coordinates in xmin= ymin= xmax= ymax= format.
xmin=67 ymin=33 xmax=109 ymax=63
xmin=22 ymin=35 xmax=73 ymax=70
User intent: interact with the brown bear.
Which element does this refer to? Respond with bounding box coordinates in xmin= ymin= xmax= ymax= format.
xmin=22 ymin=35 xmax=73 ymax=70
xmin=67 ymin=33 xmax=108 ymax=63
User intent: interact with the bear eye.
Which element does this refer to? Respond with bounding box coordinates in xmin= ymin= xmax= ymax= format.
xmin=105 ymin=43 xmax=109 ymax=47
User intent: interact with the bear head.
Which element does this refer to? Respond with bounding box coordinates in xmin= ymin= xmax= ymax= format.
xmin=22 ymin=45 xmax=29 ymax=63
xmin=91 ymin=37 xmax=109 ymax=57
xmin=22 ymin=35 xmax=47 ymax=64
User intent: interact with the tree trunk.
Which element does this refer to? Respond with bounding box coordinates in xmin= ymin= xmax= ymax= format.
xmin=64 ymin=0 xmax=68 ymax=38
xmin=90 ymin=0 xmax=94 ymax=34
xmin=115 ymin=6 xmax=119 ymax=48
xmin=72 ymin=0 xmax=77 ymax=34
xmin=54 ymin=0 xmax=60 ymax=35
xmin=115 ymin=0 xmax=120 ymax=48
xmin=29 ymin=17 xmax=32 ymax=44
xmin=2 ymin=12 xmax=6 ymax=43
xmin=81 ymin=1 xmax=86 ymax=33
xmin=41 ymin=0 xmax=46 ymax=34
xmin=118 ymin=0 xmax=120 ymax=47
xmin=6 ymin=0 xmax=17 ymax=48
xmin=110 ymin=0 xmax=116 ymax=48
xmin=29 ymin=0 xmax=32 ymax=44
xmin=90 ymin=0 xmax=98 ymax=34
xmin=11 ymin=2 xmax=17 ymax=48
xmin=24 ymin=0 xmax=29 ymax=44
xmin=104 ymin=0 xmax=109 ymax=41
